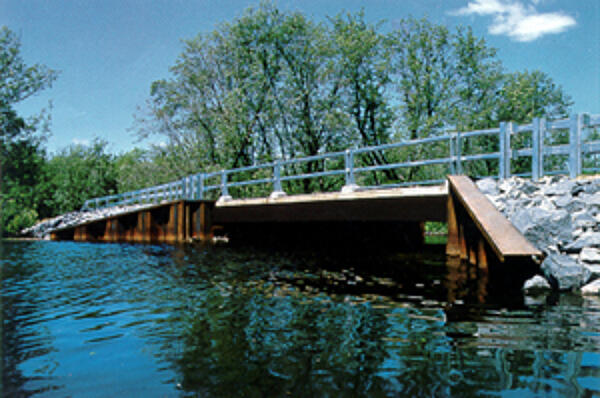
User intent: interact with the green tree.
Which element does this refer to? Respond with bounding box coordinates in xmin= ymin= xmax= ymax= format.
xmin=45 ymin=139 xmax=118 ymax=214
xmin=134 ymin=8 xmax=574 ymax=193
xmin=0 ymin=26 xmax=57 ymax=235
xmin=497 ymin=70 xmax=572 ymax=124
xmin=331 ymin=11 xmax=398 ymax=185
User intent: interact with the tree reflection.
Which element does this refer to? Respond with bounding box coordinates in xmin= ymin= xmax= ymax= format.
xmin=1 ymin=242 xmax=61 ymax=396
xmin=176 ymin=282 xmax=390 ymax=396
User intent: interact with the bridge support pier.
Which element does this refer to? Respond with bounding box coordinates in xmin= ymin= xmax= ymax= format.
xmin=51 ymin=201 xmax=215 ymax=244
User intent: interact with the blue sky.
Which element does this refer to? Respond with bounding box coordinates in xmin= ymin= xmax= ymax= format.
xmin=1 ymin=0 xmax=598 ymax=154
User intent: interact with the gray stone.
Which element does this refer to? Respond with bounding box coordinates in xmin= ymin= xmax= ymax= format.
xmin=582 ymin=192 xmax=600 ymax=207
xmin=511 ymin=208 xmax=572 ymax=252
xmin=572 ymin=211 xmax=597 ymax=229
xmin=550 ymin=195 xmax=586 ymax=213
xmin=572 ymin=228 xmax=585 ymax=239
xmin=553 ymin=195 xmax=572 ymax=208
xmin=581 ymin=279 xmax=600 ymax=295
xmin=20 ymin=203 xmax=155 ymax=238
xmin=584 ymin=264 xmax=600 ymax=281
xmin=541 ymin=254 xmax=591 ymax=290
xmin=526 ymin=196 xmax=556 ymax=212
xmin=582 ymin=179 xmax=600 ymax=194
xmin=516 ymin=179 xmax=540 ymax=195
xmin=522 ymin=275 xmax=552 ymax=293
xmin=540 ymin=175 xmax=563 ymax=185
xmin=476 ymin=178 xmax=499 ymax=196
xmin=544 ymin=180 xmax=576 ymax=196
xmin=572 ymin=183 xmax=586 ymax=196
xmin=580 ymin=247 xmax=600 ymax=263
xmin=565 ymin=198 xmax=586 ymax=213
xmin=564 ymin=232 xmax=600 ymax=253
xmin=498 ymin=179 xmax=514 ymax=193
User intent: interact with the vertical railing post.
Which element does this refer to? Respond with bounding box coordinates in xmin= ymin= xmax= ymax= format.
xmin=218 ymin=170 xmax=232 ymax=202
xmin=532 ymin=117 xmax=543 ymax=180
xmin=198 ymin=174 xmax=204 ymax=200
xmin=270 ymin=160 xmax=286 ymax=199
xmin=456 ymin=132 xmax=462 ymax=175
xmin=449 ymin=134 xmax=456 ymax=175
xmin=569 ymin=114 xmax=581 ymax=178
xmin=342 ymin=149 xmax=358 ymax=193
xmin=499 ymin=122 xmax=512 ymax=179
xmin=569 ymin=113 xmax=588 ymax=178
xmin=189 ymin=176 xmax=195 ymax=200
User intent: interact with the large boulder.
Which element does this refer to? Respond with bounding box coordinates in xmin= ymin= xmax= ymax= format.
xmin=541 ymin=254 xmax=591 ymax=290
xmin=511 ymin=208 xmax=572 ymax=252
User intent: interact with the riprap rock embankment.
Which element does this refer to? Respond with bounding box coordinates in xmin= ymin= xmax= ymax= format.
xmin=477 ymin=176 xmax=600 ymax=295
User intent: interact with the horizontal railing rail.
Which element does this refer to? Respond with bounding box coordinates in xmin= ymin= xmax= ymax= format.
xmin=82 ymin=113 xmax=600 ymax=210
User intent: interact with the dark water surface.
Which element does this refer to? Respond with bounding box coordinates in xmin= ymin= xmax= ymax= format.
xmin=1 ymin=240 xmax=599 ymax=397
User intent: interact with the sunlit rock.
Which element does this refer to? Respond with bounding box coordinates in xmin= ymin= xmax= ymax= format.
xmin=522 ymin=275 xmax=551 ymax=294
xmin=581 ymin=279 xmax=600 ymax=296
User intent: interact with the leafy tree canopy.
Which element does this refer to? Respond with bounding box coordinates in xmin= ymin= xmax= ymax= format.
xmin=1 ymin=26 xmax=58 ymax=235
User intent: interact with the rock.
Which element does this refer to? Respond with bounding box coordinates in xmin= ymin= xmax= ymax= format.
xmin=476 ymin=178 xmax=499 ymax=196
xmin=541 ymin=254 xmax=591 ymax=290
xmin=581 ymin=279 xmax=600 ymax=295
xmin=553 ymin=195 xmax=571 ymax=208
xmin=522 ymin=275 xmax=552 ymax=294
xmin=516 ymin=179 xmax=540 ymax=195
xmin=20 ymin=203 xmax=155 ymax=238
xmin=498 ymin=179 xmax=514 ymax=193
xmin=562 ymin=197 xmax=586 ymax=213
xmin=526 ymin=196 xmax=556 ymax=212
xmin=582 ymin=192 xmax=600 ymax=207
xmin=511 ymin=208 xmax=572 ymax=252
xmin=584 ymin=264 xmax=600 ymax=281
xmin=564 ymin=232 xmax=600 ymax=253
xmin=572 ymin=211 xmax=597 ymax=229
xmin=572 ymin=183 xmax=586 ymax=196
xmin=580 ymin=247 xmax=600 ymax=263
xmin=582 ymin=180 xmax=600 ymax=194
xmin=543 ymin=180 xmax=576 ymax=196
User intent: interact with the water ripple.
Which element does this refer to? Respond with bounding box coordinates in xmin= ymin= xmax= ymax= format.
xmin=2 ymin=241 xmax=600 ymax=397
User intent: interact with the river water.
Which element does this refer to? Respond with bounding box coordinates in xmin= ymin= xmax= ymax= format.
xmin=1 ymin=240 xmax=599 ymax=397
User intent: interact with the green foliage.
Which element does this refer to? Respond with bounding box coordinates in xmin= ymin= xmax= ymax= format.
xmin=1 ymin=26 xmax=57 ymax=236
xmin=2 ymin=198 xmax=38 ymax=235
xmin=45 ymin=139 xmax=118 ymax=214
xmin=131 ymin=5 xmax=572 ymax=194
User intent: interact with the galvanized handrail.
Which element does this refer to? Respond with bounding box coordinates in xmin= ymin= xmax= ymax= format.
xmin=82 ymin=113 xmax=600 ymax=210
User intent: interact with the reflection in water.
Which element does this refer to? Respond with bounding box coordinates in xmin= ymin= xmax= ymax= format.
xmin=1 ymin=241 xmax=599 ymax=397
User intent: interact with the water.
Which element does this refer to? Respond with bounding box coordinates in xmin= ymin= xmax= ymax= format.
xmin=2 ymin=240 xmax=599 ymax=397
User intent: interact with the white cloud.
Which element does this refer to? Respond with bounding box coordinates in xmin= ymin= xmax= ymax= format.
xmin=452 ymin=0 xmax=576 ymax=42
xmin=71 ymin=138 xmax=90 ymax=146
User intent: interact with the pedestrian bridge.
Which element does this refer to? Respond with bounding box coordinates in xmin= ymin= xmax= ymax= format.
xmin=51 ymin=176 xmax=541 ymax=269
xmin=52 ymin=113 xmax=600 ymax=268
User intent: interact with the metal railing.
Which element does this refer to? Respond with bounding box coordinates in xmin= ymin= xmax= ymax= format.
xmin=82 ymin=113 xmax=600 ymax=211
